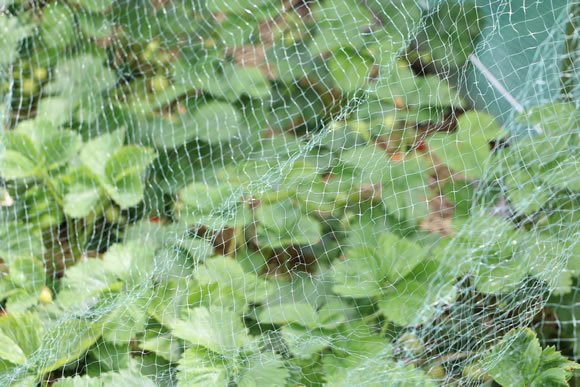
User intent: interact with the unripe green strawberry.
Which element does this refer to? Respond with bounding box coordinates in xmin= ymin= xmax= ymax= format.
xmin=204 ymin=38 xmax=216 ymax=49
xmin=150 ymin=74 xmax=169 ymax=92
xmin=141 ymin=40 xmax=160 ymax=62
xmin=105 ymin=205 xmax=124 ymax=224
xmin=428 ymin=365 xmax=445 ymax=380
xmin=420 ymin=52 xmax=433 ymax=65
xmin=382 ymin=114 xmax=396 ymax=130
xmin=156 ymin=51 xmax=171 ymax=64
xmin=146 ymin=40 xmax=160 ymax=52
xmin=33 ymin=67 xmax=48 ymax=82
xmin=38 ymin=286 xmax=53 ymax=304
xmin=21 ymin=78 xmax=38 ymax=96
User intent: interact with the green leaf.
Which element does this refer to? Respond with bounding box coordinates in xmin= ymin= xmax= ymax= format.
xmin=5 ymin=289 xmax=38 ymax=313
xmin=195 ymin=256 xmax=272 ymax=312
xmin=140 ymin=333 xmax=181 ymax=363
xmin=418 ymin=1 xmax=483 ymax=69
xmin=58 ymin=258 xmax=114 ymax=309
xmin=0 ymin=132 xmax=39 ymax=180
xmin=0 ymin=222 xmax=44 ymax=260
xmin=88 ymin=341 xmax=130 ymax=372
xmin=0 ymin=331 xmax=27 ymax=365
xmin=259 ymin=298 xmax=347 ymax=331
xmin=79 ymin=131 xmax=155 ymax=209
xmin=323 ymin=326 xmax=394 ymax=385
xmin=103 ymin=145 xmax=157 ymax=208
xmin=261 ymin=270 xmax=340 ymax=314
xmin=124 ymin=220 xmax=213 ymax=261
xmin=22 ymin=185 xmax=64 ymax=229
xmin=448 ymin=214 xmax=530 ymax=293
xmin=238 ymin=352 xmax=289 ymax=387
xmin=46 ymin=54 xmax=116 ymax=101
xmin=1 ymin=125 xmax=79 ymax=178
xmin=104 ymin=146 xmax=157 ymax=182
xmin=539 ymin=155 xmax=580 ymax=192
xmin=258 ymin=303 xmax=319 ymax=329
xmin=52 ymin=375 xmax=103 ymax=387
xmin=378 ymin=260 xmax=457 ymax=326
xmin=104 ymin=172 xmax=144 ymax=208
xmin=310 ymin=0 xmax=374 ymax=55
xmin=0 ymin=150 xmax=37 ymax=180
xmin=175 ymin=182 xmax=252 ymax=228
xmin=41 ymin=129 xmax=82 ymax=170
xmin=332 ymin=246 xmax=388 ymax=298
xmin=71 ymin=0 xmax=114 ymax=13
xmin=473 ymin=255 xmax=529 ymax=295
xmin=0 ymin=14 xmax=31 ymax=66
xmin=77 ymin=13 xmax=114 ymax=39
xmin=43 ymin=54 xmax=116 ymax=125
xmin=63 ymin=167 xmax=102 ymax=219
xmin=380 ymin=233 xmax=429 ymax=283
xmin=39 ymin=318 xmax=103 ymax=374
xmin=325 ymin=357 xmax=436 ymax=386
xmin=332 ymin=232 xmax=429 ymax=299
xmin=0 ymin=312 xmax=43 ymax=357
xmin=223 ymin=66 xmax=271 ymax=101
xmin=34 ymin=97 xmax=76 ymax=127
xmin=102 ymin=299 xmax=148 ymax=344
xmin=39 ymin=4 xmax=76 ymax=50
xmin=172 ymin=307 xmax=251 ymax=354
xmin=328 ymin=49 xmax=373 ymax=93
xmin=484 ymin=328 xmax=579 ymax=386
xmin=498 ymin=106 xmax=578 ymax=216
xmin=281 ymin=326 xmax=332 ymax=360
xmin=442 ymin=180 xmax=477 ymax=218
xmin=101 ymin=241 xmax=156 ymax=284
xmin=340 ymin=147 xmax=431 ymax=225
xmin=53 ymin=369 xmax=156 ymax=387
xmin=205 ymin=0 xmax=275 ymax=15
xmin=428 ymin=111 xmax=504 ymax=179
xmin=177 ymin=347 xmax=229 ymax=386
xmin=190 ymin=102 xmax=242 ymax=144
xmin=80 ymin=129 xmax=126 ymax=177
xmin=267 ymin=43 xmax=315 ymax=83
xmin=256 ymin=201 xmax=322 ymax=248
xmin=519 ymin=102 xmax=578 ymax=139
xmin=146 ymin=102 xmax=243 ymax=148
xmin=9 ymin=257 xmax=45 ymax=294
xmin=528 ymin=232 xmax=579 ymax=295
xmin=373 ymin=61 xmax=464 ymax=108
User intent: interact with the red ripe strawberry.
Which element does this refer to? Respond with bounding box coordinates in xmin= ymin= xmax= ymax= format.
xmin=416 ymin=141 xmax=427 ymax=152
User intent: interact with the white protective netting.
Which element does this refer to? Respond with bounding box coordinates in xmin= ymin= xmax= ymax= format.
xmin=0 ymin=0 xmax=578 ymax=385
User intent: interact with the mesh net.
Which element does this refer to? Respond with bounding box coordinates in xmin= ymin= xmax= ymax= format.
xmin=0 ymin=0 xmax=578 ymax=385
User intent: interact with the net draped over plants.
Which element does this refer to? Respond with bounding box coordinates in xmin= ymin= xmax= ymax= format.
xmin=0 ymin=0 xmax=578 ymax=385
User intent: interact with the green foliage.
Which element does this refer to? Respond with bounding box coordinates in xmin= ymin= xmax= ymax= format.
xmin=414 ymin=0 xmax=483 ymax=70
xmin=0 ymin=1 xmax=577 ymax=385
xmin=429 ymin=111 xmax=505 ymax=179
xmin=483 ymin=328 xmax=579 ymax=386
xmin=497 ymin=102 xmax=579 ymax=215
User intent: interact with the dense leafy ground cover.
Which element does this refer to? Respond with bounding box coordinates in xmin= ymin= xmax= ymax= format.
xmin=0 ymin=0 xmax=578 ymax=385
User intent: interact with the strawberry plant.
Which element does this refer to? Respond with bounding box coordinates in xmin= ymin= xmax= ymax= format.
xmin=0 ymin=0 xmax=578 ymax=385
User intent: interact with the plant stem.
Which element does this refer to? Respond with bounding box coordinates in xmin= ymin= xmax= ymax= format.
xmin=361 ymin=309 xmax=383 ymax=324
xmin=40 ymin=172 xmax=64 ymax=208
